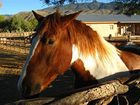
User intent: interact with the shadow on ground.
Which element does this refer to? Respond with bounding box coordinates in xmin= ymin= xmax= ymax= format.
xmin=0 ymin=70 xmax=75 ymax=105
xmin=0 ymin=74 xmax=20 ymax=105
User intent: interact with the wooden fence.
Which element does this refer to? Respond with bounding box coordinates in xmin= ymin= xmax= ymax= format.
xmin=0 ymin=32 xmax=140 ymax=54
xmin=0 ymin=32 xmax=34 ymax=54
xmin=105 ymin=35 xmax=140 ymax=45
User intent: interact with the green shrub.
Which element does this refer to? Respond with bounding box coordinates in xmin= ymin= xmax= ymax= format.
xmin=0 ymin=15 xmax=38 ymax=32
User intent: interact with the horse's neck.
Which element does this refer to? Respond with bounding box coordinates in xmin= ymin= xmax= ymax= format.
xmin=71 ymin=26 xmax=129 ymax=79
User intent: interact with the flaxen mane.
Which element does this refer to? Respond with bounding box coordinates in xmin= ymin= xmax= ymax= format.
xmin=67 ymin=19 xmax=127 ymax=75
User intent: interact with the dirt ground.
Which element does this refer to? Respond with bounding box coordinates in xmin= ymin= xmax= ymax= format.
xmin=0 ymin=49 xmax=26 ymax=105
xmin=0 ymin=49 xmax=75 ymax=105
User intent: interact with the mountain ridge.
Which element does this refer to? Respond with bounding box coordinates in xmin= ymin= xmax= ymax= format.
xmin=5 ymin=1 xmax=118 ymax=20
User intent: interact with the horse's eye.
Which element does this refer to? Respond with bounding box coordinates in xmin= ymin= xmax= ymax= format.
xmin=47 ymin=38 xmax=55 ymax=45
xmin=41 ymin=35 xmax=55 ymax=45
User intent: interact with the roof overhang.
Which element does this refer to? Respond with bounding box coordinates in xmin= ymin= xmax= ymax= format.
xmin=119 ymin=21 xmax=140 ymax=23
xmin=84 ymin=21 xmax=119 ymax=24
xmin=84 ymin=21 xmax=140 ymax=24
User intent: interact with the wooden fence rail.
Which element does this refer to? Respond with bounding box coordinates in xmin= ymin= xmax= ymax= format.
xmin=0 ymin=32 xmax=35 ymax=54
xmin=0 ymin=32 xmax=140 ymax=54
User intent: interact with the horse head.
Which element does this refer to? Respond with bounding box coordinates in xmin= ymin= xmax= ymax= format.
xmin=18 ymin=11 xmax=81 ymax=97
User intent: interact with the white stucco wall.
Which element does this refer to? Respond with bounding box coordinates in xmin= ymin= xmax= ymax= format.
xmin=86 ymin=23 xmax=118 ymax=37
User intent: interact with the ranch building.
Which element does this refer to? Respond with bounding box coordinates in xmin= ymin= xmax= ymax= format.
xmin=77 ymin=14 xmax=140 ymax=37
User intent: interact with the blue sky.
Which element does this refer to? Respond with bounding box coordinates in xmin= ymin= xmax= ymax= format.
xmin=0 ymin=0 xmax=112 ymax=15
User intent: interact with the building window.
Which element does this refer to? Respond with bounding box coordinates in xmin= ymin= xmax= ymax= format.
xmin=110 ymin=25 xmax=114 ymax=30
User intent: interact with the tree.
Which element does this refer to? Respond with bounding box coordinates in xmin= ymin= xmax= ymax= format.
xmin=0 ymin=15 xmax=7 ymax=32
xmin=115 ymin=0 xmax=140 ymax=15
xmin=1 ymin=20 xmax=11 ymax=32
xmin=41 ymin=0 xmax=94 ymax=6
xmin=10 ymin=16 xmax=23 ymax=32
xmin=21 ymin=18 xmax=38 ymax=31
xmin=0 ymin=15 xmax=5 ymax=22
xmin=0 ymin=15 xmax=38 ymax=32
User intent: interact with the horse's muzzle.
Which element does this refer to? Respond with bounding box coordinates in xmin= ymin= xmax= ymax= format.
xmin=21 ymin=82 xmax=41 ymax=98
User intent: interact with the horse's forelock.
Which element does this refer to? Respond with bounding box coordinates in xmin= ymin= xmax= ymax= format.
xmin=35 ymin=14 xmax=61 ymax=38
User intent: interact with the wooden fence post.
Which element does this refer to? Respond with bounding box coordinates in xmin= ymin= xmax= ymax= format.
xmin=0 ymin=32 xmax=34 ymax=54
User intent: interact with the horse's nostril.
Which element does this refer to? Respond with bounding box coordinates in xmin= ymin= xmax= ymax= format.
xmin=34 ymin=83 xmax=41 ymax=92
xmin=21 ymin=84 xmax=41 ymax=98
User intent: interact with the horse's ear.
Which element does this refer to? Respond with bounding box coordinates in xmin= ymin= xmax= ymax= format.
xmin=32 ymin=10 xmax=44 ymax=22
xmin=61 ymin=11 xmax=82 ymax=26
xmin=54 ymin=9 xmax=61 ymax=22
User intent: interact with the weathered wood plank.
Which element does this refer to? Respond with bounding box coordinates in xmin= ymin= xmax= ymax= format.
xmin=8 ymin=71 xmax=140 ymax=105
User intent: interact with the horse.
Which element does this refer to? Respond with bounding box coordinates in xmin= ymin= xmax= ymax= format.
xmin=18 ymin=11 xmax=140 ymax=98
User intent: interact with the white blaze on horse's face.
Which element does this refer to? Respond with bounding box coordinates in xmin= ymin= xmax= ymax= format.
xmin=18 ymin=35 xmax=40 ymax=92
